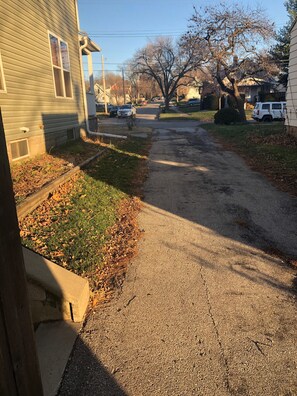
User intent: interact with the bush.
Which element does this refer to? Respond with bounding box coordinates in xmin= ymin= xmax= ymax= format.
xmin=214 ymin=108 xmax=241 ymax=125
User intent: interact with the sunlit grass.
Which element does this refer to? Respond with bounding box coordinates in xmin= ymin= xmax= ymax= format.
xmin=20 ymin=136 xmax=151 ymax=286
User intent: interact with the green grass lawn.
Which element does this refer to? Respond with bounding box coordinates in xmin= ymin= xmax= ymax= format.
xmin=203 ymin=122 xmax=297 ymax=195
xmin=203 ymin=121 xmax=285 ymax=147
xmin=19 ymin=136 xmax=151 ymax=289
xmin=159 ymin=109 xmax=253 ymax=122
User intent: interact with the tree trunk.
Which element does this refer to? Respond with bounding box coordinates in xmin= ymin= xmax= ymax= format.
xmin=233 ymin=84 xmax=246 ymax=122
xmin=235 ymin=95 xmax=246 ymax=122
xmin=164 ymin=96 xmax=170 ymax=111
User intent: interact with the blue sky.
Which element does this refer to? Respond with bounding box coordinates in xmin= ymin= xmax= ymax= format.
xmin=77 ymin=0 xmax=289 ymax=78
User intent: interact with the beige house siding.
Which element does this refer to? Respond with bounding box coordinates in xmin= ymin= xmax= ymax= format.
xmin=286 ymin=21 xmax=297 ymax=137
xmin=185 ymin=87 xmax=201 ymax=101
xmin=0 ymin=0 xmax=86 ymax=160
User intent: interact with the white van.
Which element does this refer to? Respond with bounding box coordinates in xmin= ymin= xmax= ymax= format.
xmin=252 ymin=102 xmax=286 ymax=122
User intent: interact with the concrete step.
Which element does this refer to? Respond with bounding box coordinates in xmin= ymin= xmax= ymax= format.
xmin=35 ymin=320 xmax=82 ymax=396
xmin=23 ymin=247 xmax=90 ymax=324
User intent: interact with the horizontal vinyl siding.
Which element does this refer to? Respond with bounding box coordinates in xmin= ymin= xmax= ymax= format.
xmin=0 ymin=0 xmax=86 ymax=158
xmin=286 ymin=24 xmax=297 ymax=127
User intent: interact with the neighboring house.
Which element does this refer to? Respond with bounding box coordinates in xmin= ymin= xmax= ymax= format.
xmin=184 ymin=86 xmax=202 ymax=101
xmin=95 ymin=82 xmax=131 ymax=105
xmin=286 ymin=18 xmax=297 ymax=137
xmin=0 ymin=0 xmax=100 ymax=162
xmin=94 ymin=83 xmax=112 ymax=104
xmin=238 ymin=77 xmax=286 ymax=104
xmin=238 ymin=78 xmax=271 ymax=103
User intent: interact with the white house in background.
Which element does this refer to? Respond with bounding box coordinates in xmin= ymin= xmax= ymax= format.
xmin=238 ymin=78 xmax=271 ymax=103
xmin=94 ymin=83 xmax=112 ymax=104
xmin=185 ymin=86 xmax=202 ymax=101
xmin=286 ymin=18 xmax=297 ymax=137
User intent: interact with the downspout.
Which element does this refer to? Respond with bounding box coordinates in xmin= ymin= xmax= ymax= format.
xmin=76 ymin=21 xmax=126 ymax=139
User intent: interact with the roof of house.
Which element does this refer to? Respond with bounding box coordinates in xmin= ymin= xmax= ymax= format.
xmin=237 ymin=77 xmax=270 ymax=87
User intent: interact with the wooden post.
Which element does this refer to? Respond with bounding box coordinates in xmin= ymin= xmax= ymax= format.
xmin=0 ymin=109 xmax=43 ymax=395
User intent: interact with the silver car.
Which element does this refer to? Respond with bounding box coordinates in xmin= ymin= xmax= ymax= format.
xmin=117 ymin=104 xmax=136 ymax=118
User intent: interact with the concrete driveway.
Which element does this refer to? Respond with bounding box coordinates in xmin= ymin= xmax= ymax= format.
xmin=59 ymin=105 xmax=297 ymax=396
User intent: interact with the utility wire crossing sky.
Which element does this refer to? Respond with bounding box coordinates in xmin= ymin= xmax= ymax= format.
xmin=78 ymin=0 xmax=289 ymax=76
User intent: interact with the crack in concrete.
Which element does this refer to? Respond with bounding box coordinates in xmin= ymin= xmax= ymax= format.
xmin=199 ymin=265 xmax=232 ymax=394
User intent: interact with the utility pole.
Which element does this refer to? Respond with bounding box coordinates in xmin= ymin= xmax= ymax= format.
xmin=122 ymin=67 xmax=126 ymax=104
xmin=101 ymin=55 xmax=108 ymax=114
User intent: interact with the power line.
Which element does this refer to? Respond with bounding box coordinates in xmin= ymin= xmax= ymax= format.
xmin=89 ymin=34 xmax=181 ymax=38
xmin=87 ymin=30 xmax=184 ymax=34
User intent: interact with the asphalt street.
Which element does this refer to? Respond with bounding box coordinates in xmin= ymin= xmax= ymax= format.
xmin=59 ymin=104 xmax=297 ymax=396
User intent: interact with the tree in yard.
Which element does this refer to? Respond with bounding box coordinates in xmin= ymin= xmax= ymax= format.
xmin=184 ymin=3 xmax=275 ymax=121
xmin=131 ymin=36 xmax=204 ymax=110
xmin=270 ymin=0 xmax=297 ymax=87
xmin=95 ymin=72 xmax=127 ymax=105
xmin=124 ymin=67 xmax=159 ymax=103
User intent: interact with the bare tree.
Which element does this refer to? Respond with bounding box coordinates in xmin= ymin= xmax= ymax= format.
xmin=95 ymin=72 xmax=127 ymax=105
xmin=131 ymin=36 xmax=204 ymax=110
xmin=184 ymin=3 xmax=275 ymax=121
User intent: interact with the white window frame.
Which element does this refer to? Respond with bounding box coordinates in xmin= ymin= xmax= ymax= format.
xmin=10 ymin=138 xmax=30 ymax=161
xmin=48 ymin=31 xmax=73 ymax=99
xmin=0 ymin=51 xmax=7 ymax=93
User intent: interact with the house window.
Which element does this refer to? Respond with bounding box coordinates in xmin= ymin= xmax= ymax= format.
xmin=49 ymin=33 xmax=72 ymax=98
xmin=10 ymin=139 xmax=29 ymax=161
xmin=0 ymin=52 xmax=6 ymax=92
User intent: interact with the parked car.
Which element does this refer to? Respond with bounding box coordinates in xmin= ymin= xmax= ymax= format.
xmin=109 ymin=105 xmax=119 ymax=117
xmin=252 ymin=102 xmax=286 ymax=122
xmin=187 ymin=98 xmax=200 ymax=106
xmin=117 ymin=104 xmax=137 ymax=118
xmin=96 ymin=103 xmax=112 ymax=112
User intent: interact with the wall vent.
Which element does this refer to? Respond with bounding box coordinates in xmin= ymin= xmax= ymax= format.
xmin=10 ymin=139 xmax=29 ymax=161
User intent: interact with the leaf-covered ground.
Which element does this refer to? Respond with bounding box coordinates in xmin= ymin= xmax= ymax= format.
xmin=19 ymin=135 xmax=151 ymax=302
xmin=203 ymin=122 xmax=297 ymax=197
xmin=11 ymin=139 xmax=105 ymax=205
